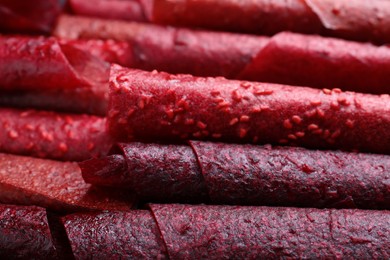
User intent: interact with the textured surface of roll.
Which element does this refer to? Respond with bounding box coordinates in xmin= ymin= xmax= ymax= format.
xmin=63 ymin=210 xmax=168 ymax=259
xmin=0 ymin=204 xmax=57 ymax=259
xmin=0 ymin=108 xmax=112 ymax=161
xmin=69 ymin=0 xmax=147 ymax=22
xmin=54 ymin=16 xmax=390 ymax=94
xmin=0 ymin=0 xmax=65 ymax=34
xmin=0 ymin=153 xmax=134 ymax=212
xmin=150 ymin=204 xmax=390 ymax=259
xmin=0 ymin=36 xmax=109 ymax=115
xmin=109 ymin=66 xmax=390 ymax=154
xmin=151 ymin=0 xmax=390 ymax=44
xmin=81 ymin=141 xmax=390 ymax=209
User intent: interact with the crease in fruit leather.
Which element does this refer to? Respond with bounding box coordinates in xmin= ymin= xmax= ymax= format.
xmin=0 ymin=0 xmax=65 ymax=34
xmin=80 ymin=141 xmax=390 ymax=209
xmin=54 ymin=15 xmax=390 ymax=94
xmin=108 ymin=65 xmax=390 ymax=154
xmin=0 ymin=153 xmax=135 ymax=213
xmin=0 ymin=108 xmax=113 ymax=161
xmin=0 ymin=36 xmax=109 ymax=115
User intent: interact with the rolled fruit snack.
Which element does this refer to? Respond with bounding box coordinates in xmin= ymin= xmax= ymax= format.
xmin=0 ymin=153 xmax=134 ymax=213
xmin=0 ymin=0 xmax=65 ymax=34
xmin=80 ymin=142 xmax=390 ymax=209
xmin=150 ymin=0 xmax=390 ymax=44
xmin=62 ymin=204 xmax=390 ymax=259
xmin=54 ymin=15 xmax=390 ymax=94
xmin=0 ymin=204 xmax=58 ymax=259
xmin=0 ymin=108 xmax=112 ymax=161
xmin=108 ymin=65 xmax=390 ymax=154
xmin=0 ymin=36 xmax=109 ymax=115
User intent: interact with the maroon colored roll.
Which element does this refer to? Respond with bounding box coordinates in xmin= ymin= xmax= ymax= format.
xmin=0 ymin=153 xmax=134 ymax=212
xmin=54 ymin=16 xmax=390 ymax=94
xmin=0 ymin=108 xmax=112 ymax=161
xmin=80 ymin=142 xmax=390 ymax=209
xmin=150 ymin=0 xmax=390 ymax=44
xmin=108 ymin=66 xmax=390 ymax=154
xmin=0 ymin=204 xmax=57 ymax=259
xmin=0 ymin=0 xmax=65 ymax=34
xmin=62 ymin=210 xmax=168 ymax=259
xmin=62 ymin=204 xmax=390 ymax=258
xmin=0 ymin=36 xmax=109 ymax=115
xmin=69 ymin=0 xmax=147 ymax=22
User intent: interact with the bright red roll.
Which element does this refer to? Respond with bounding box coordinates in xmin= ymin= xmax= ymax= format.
xmin=108 ymin=65 xmax=390 ymax=154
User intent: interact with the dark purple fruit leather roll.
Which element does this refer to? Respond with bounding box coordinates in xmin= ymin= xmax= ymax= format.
xmin=80 ymin=141 xmax=390 ymax=209
xmin=63 ymin=204 xmax=390 ymax=259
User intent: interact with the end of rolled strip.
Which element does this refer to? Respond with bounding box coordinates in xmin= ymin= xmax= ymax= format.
xmin=79 ymin=154 xmax=127 ymax=187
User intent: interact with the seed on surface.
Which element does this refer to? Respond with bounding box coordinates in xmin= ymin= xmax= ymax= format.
xmin=229 ymin=118 xmax=239 ymax=126
xmin=308 ymin=124 xmax=319 ymax=131
xmin=197 ymin=121 xmax=207 ymax=129
xmin=291 ymin=115 xmax=302 ymax=124
xmin=240 ymin=115 xmax=250 ymax=122
xmin=283 ymin=119 xmax=293 ymax=129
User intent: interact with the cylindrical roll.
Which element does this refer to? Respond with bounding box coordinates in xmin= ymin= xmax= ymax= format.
xmin=62 ymin=204 xmax=390 ymax=259
xmin=80 ymin=142 xmax=390 ymax=209
xmin=108 ymin=66 xmax=390 ymax=154
xmin=0 ymin=108 xmax=112 ymax=161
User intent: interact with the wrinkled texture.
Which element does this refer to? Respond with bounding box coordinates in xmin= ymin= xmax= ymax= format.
xmin=0 ymin=0 xmax=65 ymax=34
xmin=109 ymin=66 xmax=390 ymax=154
xmin=63 ymin=210 xmax=168 ymax=259
xmin=81 ymin=141 xmax=390 ymax=209
xmin=0 ymin=204 xmax=57 ymax=259
xmin=0 ymin=153 xmax=134 ymax=212
xmin=0 ymin=36 xmax=109 ymax=115
xmin=151 ymin=204 xmax=390 ymax=259
xmin=151 ymin=0 xmax=390 ymax=44
xmin=81 ymin=142 xmax=209 ymax=203
xmin=54 ymin=16 xmax=390 ymax=94
xmin=69 ymin=0 xmax=147 ymax=22
xmin=0 ymin=108 xmax=112 ymax=161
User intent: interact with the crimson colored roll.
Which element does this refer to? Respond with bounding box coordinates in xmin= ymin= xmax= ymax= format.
xmin=108 ymin=66 xmax=390 ymax=154
xmin=0 ymin=153 xmax=134 ymax=212
xmin=69 ymin=0 xmax=147 ymax=22
xmin=0 ymin=36 xmax=109 ymax=115
xmin=0 ymin=0 xmax=65 ymax=34
xmin=0 ymin=204 xmax=57 ymax=259
xmin=0 ymin=108 xmax=112 ymax=161
xmin=62 ymin=204 xmax=390 ymax=258
xmin=150 ymin=0 xmax=390 ymax=44
xmin=80 ymin=142 xmax=390 ymax=209
xmin=54 ymin=16 xmax=390 ymax=94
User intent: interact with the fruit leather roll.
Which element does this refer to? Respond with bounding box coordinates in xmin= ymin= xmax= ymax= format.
xmin=54 ymin=16 xmax=390 ymax=94
xmin=0 ymin=153 xmax=134 ymax=213
xmin=0 ymin=0 xmax=65 ymax=34
xmin=69 ymin=0 xmax=147 ymax=22
xmin=0 ymin=204 xmax=58 ymax=259
xmin=0 ymin=36 xmax=109 ymax=115
xmin=108 ymin=66 xmax=390 ymax=154
xmin=150 ymin=0 xmax=390 ymax=44
xmin=80 ymin=142 xmax=390 ymax=209
xmin=0 ymin=108 xmax=112 ymax=161
xmin=62 ymin=204 xmax=390 ymax=258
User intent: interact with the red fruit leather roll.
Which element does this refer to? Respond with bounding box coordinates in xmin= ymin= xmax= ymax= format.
xmin=151 ymin=0 xmax=390 ymax=44
xmin=54 ymin=16 xmax=390 ymax=94
xmin=0 ymin=153 xmax=134 ymax=213
xmin=239 ymin=32 xmax=390 ymax=94
xmin=0 ymin=204 xmax=57 ymax=259
xmin=0 ymin=108 xmax=112 ymax=161
xmin=62 ymin=210 xmax=168 ymax=259
xmin=150 ymin=204 xmax=390 ymax=259
xmin=61 ymin=204 xmax=390 ymax=258
xmin=0 ymin=36 xmax=109 ymax=115
xmin=108 ymin=66 xmax=390 ymax=154
xmin=53 ymin=15 xmax=268 ymax=78
xmin=0 ymin=0 xmax=65 ymax=34
xmin=80 ymin=142 xmax=390 ymax=209
xmin=69 ymin=0 xmax=147 ymax=22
